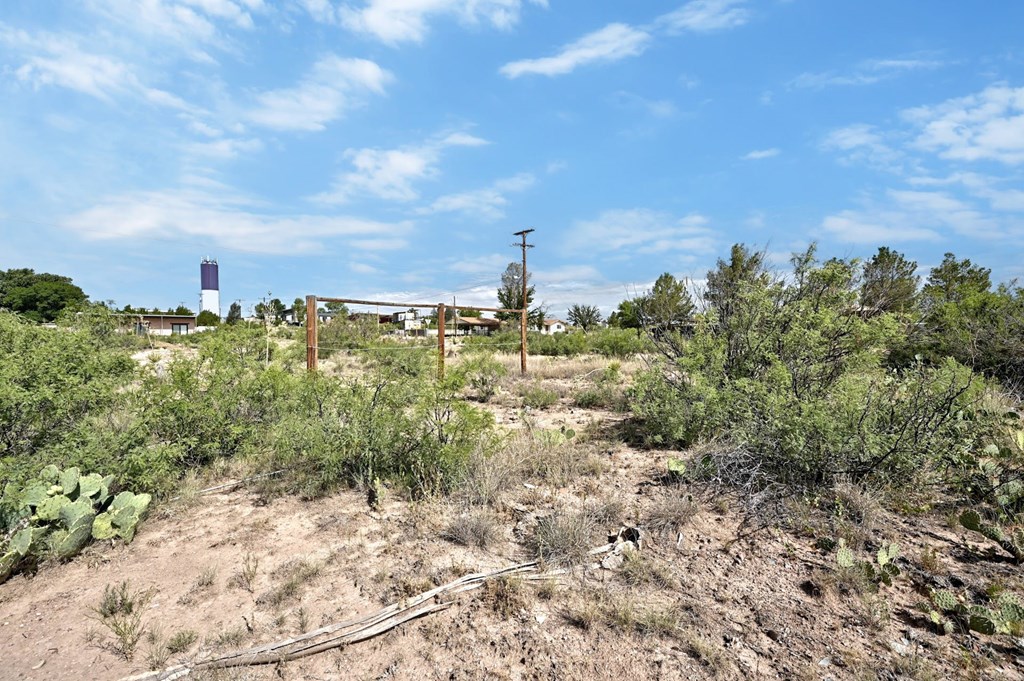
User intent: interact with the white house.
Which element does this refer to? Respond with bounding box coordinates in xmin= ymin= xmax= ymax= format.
xmin=541 ymin=318 xmax=567 ymax=335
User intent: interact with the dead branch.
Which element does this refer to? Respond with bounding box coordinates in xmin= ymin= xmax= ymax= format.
xmin=120 ymin=543 xmax=615 ymax=680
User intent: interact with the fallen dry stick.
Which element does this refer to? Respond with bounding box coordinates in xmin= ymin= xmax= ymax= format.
xmin=121 ymin=543 xmax=615 ymax=681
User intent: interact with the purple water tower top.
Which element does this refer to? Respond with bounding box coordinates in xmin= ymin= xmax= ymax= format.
xmin=201 ymin=257 xmax=219 ymax=290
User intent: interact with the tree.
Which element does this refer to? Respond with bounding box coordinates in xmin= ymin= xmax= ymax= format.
xmin=226 ymin=302 xmax=242 ymax=324
xmin=255 ymin=298 xmax=286 ymax=325
xmin=196 ymin=310 xmax=220 ymax=326
xmin=0 ymin=268 xmax=87 ymax=322
xmin=496 ymin=262 xmax=545 ymax=328
xmin=458 ymin=307 xmax=482 ymax=317
xmin=860 ymin=247 xmax=919 ymax=314
xmin=705 ymin=243 xmax=769 ymax=325
xmin=325 ymin=301 xmax=349 ymax=313
xmin=567 ymin=304 xmax=603 ymax=332
xmin=640 ymin=273 xmax=694 ymax=332
xmin=292 ymin=297 xmax=306 ymax=326
xmin=173 ymin=305 xmax=194 ymax=316
xmin=922 ymin=253 xmax=991 ymax=308
xmin=608 ymin=299 xmax=642 ymax=330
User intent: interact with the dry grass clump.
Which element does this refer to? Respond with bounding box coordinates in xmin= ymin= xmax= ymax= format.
xmin=831 ymin=481 xmax=884 ymax=549
xmin=460 ymin=430 xmax=600 ymax=507
xmin=645 ymin=493 xmax=699 ymax=537
xmin=442 ymin=510 xmax=500 ymax=548
xmin=257 ymin=559 xmax=322 ymax=608
xmin=584 ymin=495 xmax=625 ymax=525
xmin=484 ymin=576 xmax=527 ymax=618
xmin=620 ymin=549 xmax=677 ymax=589
xmin=532 ymin=509 xmax=597 ymax=566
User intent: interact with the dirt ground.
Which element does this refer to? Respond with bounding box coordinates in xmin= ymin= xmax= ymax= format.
xmin=3 ymin=354 xmax=1024 ymax=680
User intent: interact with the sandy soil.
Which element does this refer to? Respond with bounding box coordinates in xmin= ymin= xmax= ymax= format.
xmin=3 ymin=360 xmax=1024 ymax=680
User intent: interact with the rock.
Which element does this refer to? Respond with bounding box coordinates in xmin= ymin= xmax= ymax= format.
xmin=601 ymin=553 xmax=625 ymax=570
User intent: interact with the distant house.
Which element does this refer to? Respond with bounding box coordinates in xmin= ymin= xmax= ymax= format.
xmin=456 ymin=316 xmax=501 ymax=336
xmin=541 ymin=318 xmax=567 ymax=335
xmin=392 ymin=309 xmax=423 ymax=332
xmin=135 ymin=314 xmax=196 ymax=336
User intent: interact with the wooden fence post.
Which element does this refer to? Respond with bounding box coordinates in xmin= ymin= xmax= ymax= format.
xmin=306 ymin=295 xmax=318 ymax=372
xmin=437 ymin=303 xmax=446 ymax=380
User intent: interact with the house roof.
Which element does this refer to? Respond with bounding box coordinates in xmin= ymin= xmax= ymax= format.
xmin=543 ymin=319 xmax=567 ymax=326
xmin=457 ymin=316 xmax=500 ymax=326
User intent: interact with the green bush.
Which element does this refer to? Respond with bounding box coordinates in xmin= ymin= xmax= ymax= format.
xmin=456 ymin=353 xmax=507 ymax=401
xmin=520 ymin=383 xmax=558 ymax=409
xmin=628 ymin=245 xmax=995 ymax=496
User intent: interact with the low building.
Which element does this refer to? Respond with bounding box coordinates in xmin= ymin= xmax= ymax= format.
xmin=541 ymin=318 xmax=567 ymax=335
xmin=134 ymin=314 xmax=196 ymax=336
xmin=456 ymin=316 xmax=501 ymax=336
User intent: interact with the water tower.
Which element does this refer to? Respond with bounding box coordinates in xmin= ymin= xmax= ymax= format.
xmin=200 ymin=257 xmax=220 ymax=318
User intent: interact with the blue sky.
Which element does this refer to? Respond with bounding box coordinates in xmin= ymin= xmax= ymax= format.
xmin=1 ymin=1 xmax=1023 ymax=318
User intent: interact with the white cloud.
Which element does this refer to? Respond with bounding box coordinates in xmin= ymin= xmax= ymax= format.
xmin=246 ymin=55 xmax=392 ymax=131
xmin=185 ymin=136 xmax=264 ymax=159
xmin=311 ymin=130 xmax=488 ymax=204
xmin=84 ymin=0 xmax=261 ymax=60
xmin=500 ymin=23 xmax=651 ymax=78
xmin=61 ymin=186 xmax=412 ymax=253
xmin=421 ymin=172 xmax=535 ymax=221
xmin=331 ymin=0 xmax=547 ymax=45
xmin=790 ymin=56 xmax=945 ymax=89
xmin=742 ymin=148 xmax=779 ymax=160
xmin=655 ymin=0 xmax=750 ymax=34
xmin=904 ymin=84 xmax=1024 ymax=164
xmin=565 ymin=208 xmax=715 ymax=254
xmin=821 ymin=123 xmax=904 ymax=172
xmin=1 ymin=25 xmax=195 ymax=111
xmin=349 ymin=261 xmax=382 ymax=274
xmin=499 ymin=1 xmax=749 ymax=80
xmin=821 ymin=188 xmax=1012 ymax=244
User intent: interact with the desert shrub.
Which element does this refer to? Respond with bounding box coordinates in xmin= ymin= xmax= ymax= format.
xmin=265 ymin=362 xmax=492 ymax=499
xmin=0 ymin=312 xmax=135 ymax=479
xmin=573 ymin=363 xmax=624 ymax=410
xmin=629 ymin=245 xmax=997 ymax=504
xmin=529 ymin=331 xmax=588 ymax=357
xmin=520 ymin=383 xmax=558 ymax=409
xmin=456 ymin=353 xmax=507 ymax=401
xmin=587 ymin=328 xmax=650 ymax=358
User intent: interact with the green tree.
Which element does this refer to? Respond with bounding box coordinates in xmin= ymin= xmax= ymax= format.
xmin=496 ymin=262 xmax=545 ymax=328
xmin=704 ymin=243 xmax=769 ymax=326
xmin=225 ymin=302 xmax=242 ymax=325
xmin=458 ymin=307 xmax=482 ymax=317
xmin=861 ymin=247 xmax=919 ymax=314
xmin=607 ymin=299 xmax=642 ymax=330
xmin=292 ymin=298 xmax=306 ymax=326
xmin=173 ymin=305 xmax=194 ymax=316
xmin=0 ymin=268 xmax=88 ymax=322
xmin=255 ymin=298 xmax=286 ymax=325
xmin=196 ymin=310 xmax=220 ymax=326
xmin=640 ymin=273 xmax=694 ymax=332
xmin=567 ymin=304 xmax=603 ymax=332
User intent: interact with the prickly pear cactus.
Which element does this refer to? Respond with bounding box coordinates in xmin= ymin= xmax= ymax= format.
xmin=959 ymin=508 xmax=1024 ymax=562
xmin=930 ymin=589 xmax=959 ymax=612
xmin=0 ymin=465 xmax=151 ymax=584
xmin=836 ymin=539 xmax=855 ymax=569
xmin=92 ymin=491 xmax=151 ymax=542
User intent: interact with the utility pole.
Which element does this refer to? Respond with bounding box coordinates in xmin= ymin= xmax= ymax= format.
xmin=513 ymin=228 xmax=534 ymax=375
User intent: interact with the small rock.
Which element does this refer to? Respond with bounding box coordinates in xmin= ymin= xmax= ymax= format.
xmin=601 ymin=553 xmax=625 ymax=570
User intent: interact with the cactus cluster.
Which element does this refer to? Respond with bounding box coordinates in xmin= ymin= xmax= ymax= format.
xmin=0 ymin=465 xmax=151 ymax=583
xmin=928 ymin=588 xmax=1024 ymax=636
xmin=959 ymin=509 xmax=1024 ymax=563
xmin=834 ymin=539 xmax=901 ymax=587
